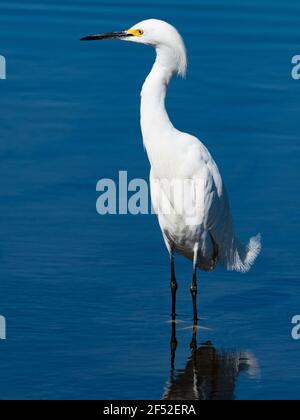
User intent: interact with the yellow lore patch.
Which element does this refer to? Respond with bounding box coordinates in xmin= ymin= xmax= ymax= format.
xmin=127 ymin=29 xmax=144 ymax=37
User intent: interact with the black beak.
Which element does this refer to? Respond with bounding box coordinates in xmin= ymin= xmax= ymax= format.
xmin=80 ymin=31 xmax=131 ymax=41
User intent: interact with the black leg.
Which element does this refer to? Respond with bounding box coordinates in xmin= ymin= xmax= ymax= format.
xmin=170 ymin=252 xmax=178 ymax=320
xmin=190 ymin=268 xmax=198 ymax=323
xmin=190 ymin=245 xmax=199 ymax=323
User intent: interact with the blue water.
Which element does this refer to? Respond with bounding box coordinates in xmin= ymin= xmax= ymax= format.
xmin=0 ymin=0 xmax=300 ymax=400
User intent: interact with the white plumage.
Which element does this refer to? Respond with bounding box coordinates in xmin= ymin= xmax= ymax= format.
xmin=125 ymin=19 xmax=261 ymax=273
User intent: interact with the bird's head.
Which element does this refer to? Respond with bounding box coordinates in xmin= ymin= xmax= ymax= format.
xmin=81 ymin=19 xmax=187 ymax=77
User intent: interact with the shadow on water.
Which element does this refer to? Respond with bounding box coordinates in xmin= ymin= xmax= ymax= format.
xmin=163 ymin=322 xmax=259 ymax=400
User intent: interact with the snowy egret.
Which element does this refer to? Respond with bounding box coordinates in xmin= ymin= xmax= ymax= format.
xmin=81 ymin=19 xmax=261 ymax=322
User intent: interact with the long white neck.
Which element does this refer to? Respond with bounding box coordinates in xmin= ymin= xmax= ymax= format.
xmin=140 ymin=54 xmax=175 ymax=149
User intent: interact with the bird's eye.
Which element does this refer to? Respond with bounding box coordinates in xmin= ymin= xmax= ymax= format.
xmin=137 ymin=29 xmax=144 ymax=36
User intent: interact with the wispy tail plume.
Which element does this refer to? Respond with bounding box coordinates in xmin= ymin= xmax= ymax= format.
xmin=228 ymin=233 xmax=261 ymax=273
xmin=226 ymin=233 xmax=262 ymax=273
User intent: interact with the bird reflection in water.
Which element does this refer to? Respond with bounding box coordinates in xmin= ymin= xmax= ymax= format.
xmin=163 ymin=322 xmax=259 ymax=400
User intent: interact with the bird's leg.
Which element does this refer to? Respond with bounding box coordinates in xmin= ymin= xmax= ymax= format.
xmin=191 ymin=269 xmax=198 ymax=323
xmin=190 ymin=243 xmax=199 ymax=323
xmin=170 ymin=250 xmax=178 ymax=321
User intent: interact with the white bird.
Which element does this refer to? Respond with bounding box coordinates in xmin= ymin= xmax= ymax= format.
xmin=81 ymin=19 xmax=261 ymax=322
